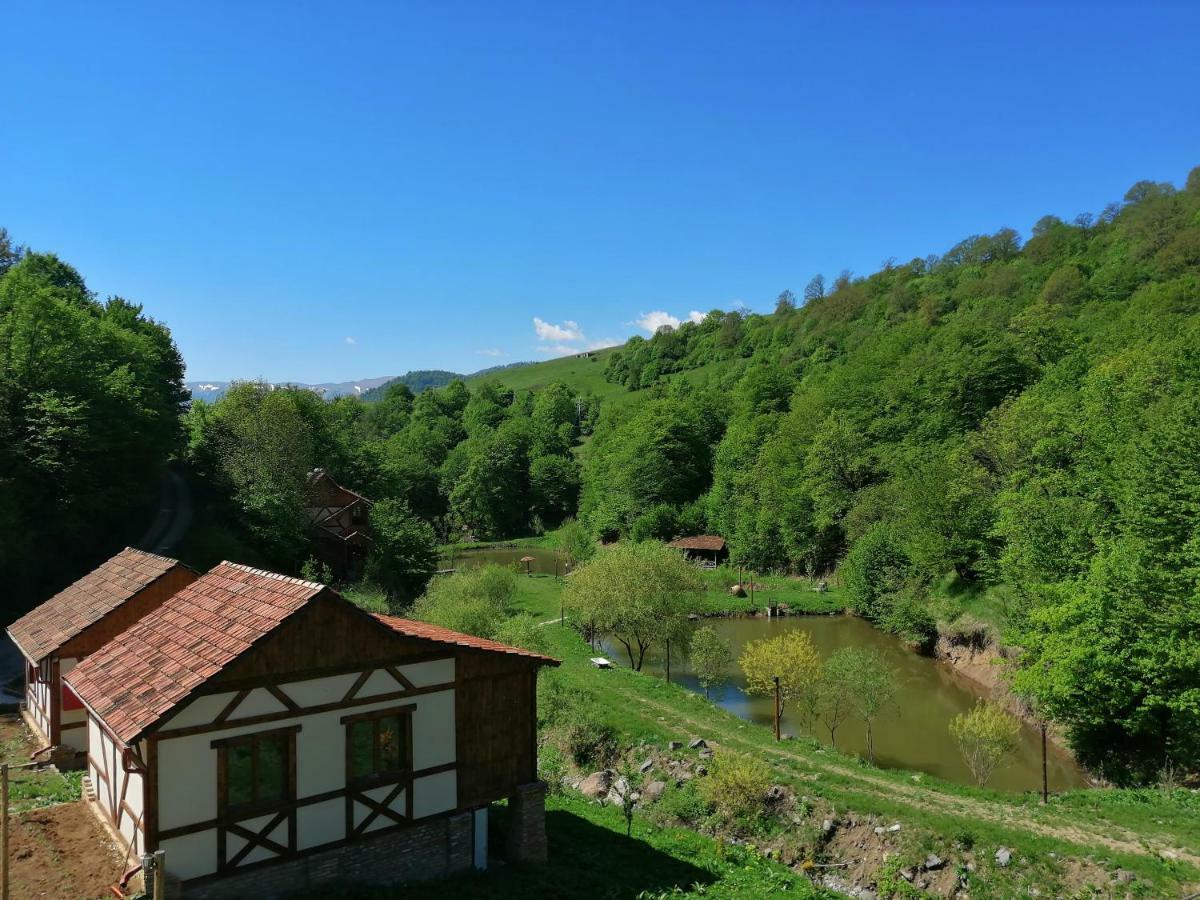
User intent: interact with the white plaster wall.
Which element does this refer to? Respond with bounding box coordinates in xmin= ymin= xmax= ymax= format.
xmin=155 ymin=666 xmax=458 ymax=883
xmin=87 ymin=718 xmax=144 ymax=853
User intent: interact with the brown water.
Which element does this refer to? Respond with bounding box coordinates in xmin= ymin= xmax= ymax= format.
xmin=440 ymin=546 xmax=566 ymax=575
xmin=608 ymin=616 xmax=1087 ymax=793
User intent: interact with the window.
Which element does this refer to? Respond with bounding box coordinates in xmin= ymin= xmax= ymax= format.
xmin=213 ymin=726 xmax=298 ymax=818
xmin=342 ymin=705 xmax=414 ymax=787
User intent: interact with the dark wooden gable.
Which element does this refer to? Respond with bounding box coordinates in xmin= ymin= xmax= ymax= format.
xmin=208 ymin=595 xmax=448 ymax=690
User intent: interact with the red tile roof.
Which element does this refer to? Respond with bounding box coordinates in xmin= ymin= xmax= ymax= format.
xmin=372 ymin=614 xmax=560 ymax=667
xmin=65 ymin=562 xmax=325 ymax=743
xmin=7 ymin=548 xmax=189 ymax=663
xmin=667 ymin=535 xmax=727 ymax=552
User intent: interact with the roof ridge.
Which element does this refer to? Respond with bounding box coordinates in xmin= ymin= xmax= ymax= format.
xmin=122 ymin=546 xmax=181 ymax=565
xmin=371 ymin=613 xmax=560 ymax=666
xmin=217 ymin=560 xmax=325 ymax=592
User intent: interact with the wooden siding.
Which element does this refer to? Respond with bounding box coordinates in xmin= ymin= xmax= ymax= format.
xmin=454 ymin=651 xmax=538 ymax=808
xmin=209 ymin=597 xmax=438 ymax=692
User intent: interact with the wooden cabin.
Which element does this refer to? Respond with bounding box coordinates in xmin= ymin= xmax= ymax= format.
xmin=306 ymin=468 xmax=373 ymax=578
xmin=5 ymin=548 xmax=197 ymax=762
xmin=63 ymin=561 xmax=558 ymax=898
xmin=667 ymin=534 xmax=729 ymax=567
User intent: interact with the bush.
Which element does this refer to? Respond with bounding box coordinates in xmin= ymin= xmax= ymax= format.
xmin=842 ymin=524 xmax=911 ymax=620
xmin=879 ymin=589 xmax=938 ymax=652
xmin=696 ymin=752 xmax=774 ymax=830
xmin=492 ymin=614 xmax=548 ymax=654
xmin=565 ymin=716 xmax=620 ymax=770
xmin=653 ymin=780 xmax=709 ymax=826
xmin=410 ymin=564 xmax=517 ymax=637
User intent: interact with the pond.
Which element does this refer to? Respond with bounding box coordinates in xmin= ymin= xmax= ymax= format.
xmin=440 ymin=546 xmax=566 ymax=576
xmin=606 ymin=616 xmax=1087 ymax=793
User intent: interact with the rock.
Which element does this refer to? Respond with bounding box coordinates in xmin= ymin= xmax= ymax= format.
xmin=730 ymin=584 xmax=746 ymax=597
xmin=699 ymin=748 xmax=714 ymax=760
xmin=924 ymin=853 xmax=944 ymax=871
xmin=668 ymin=741 xmax=683 ymax=751
xmin=899 ymin=868 xmax=915 ymax=882
xmin=639 ymin=758 xmax=654 ymax=774
xmin=887 ymin=823 xmax=902 ymax=832
xmin=873 ymin=826 xmax=885 ymax=835
xmin=995 ymin=847 xmax=1012 ymax=867
xmin=689 ymin=738 xmax=707 ymax=750
xmin=1114 ymin=869 xmax=1136 ymax=884
xmin=611 ymin=776 xmax=631 ymax=802
xmin=578 ymin=770 xmax=613 ymax=799
xmin=821 ymin=818 xmax=835 ymax=837
xmin=765 ymin=784 xmax=787 ymax=803
xmin=643 ymin=780 xmax=666 ymax=803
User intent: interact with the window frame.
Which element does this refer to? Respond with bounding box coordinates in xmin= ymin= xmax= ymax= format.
xmin=212 ymin=725 xmax=300 ymax=820
xmin=340 ymin=704 xmax=416 ymax=790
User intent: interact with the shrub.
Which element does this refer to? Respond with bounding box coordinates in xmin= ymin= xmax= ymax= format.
xmin=696 ymin=752 xmax=774 ymax=830
xmin=842 ymin=524 xmax=911 ymax=620
xmin=950 ymin=701 xmax=1020 ymax=787
xmin=654 ymin=780 xmax=709 ymax=826
xmin=566 ymin=716 xmax=620 ymax=770
xmin=410 ymin=564 xmax=516 ymax=637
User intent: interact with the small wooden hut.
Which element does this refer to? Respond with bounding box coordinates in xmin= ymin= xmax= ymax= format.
xmin=667 ymin=535 xmax=729 ymax=567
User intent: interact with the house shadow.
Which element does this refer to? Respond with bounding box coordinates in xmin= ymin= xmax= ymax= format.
xmin=301 ymin=807 xmax=715 ymax=899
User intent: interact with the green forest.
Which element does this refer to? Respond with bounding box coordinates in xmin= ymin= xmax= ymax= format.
xmin=2 ymin=165 xmax=1198 ymax=788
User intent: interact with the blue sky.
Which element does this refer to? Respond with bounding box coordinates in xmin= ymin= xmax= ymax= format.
xmin=4 ymin=2 xmax=1199 ymax=382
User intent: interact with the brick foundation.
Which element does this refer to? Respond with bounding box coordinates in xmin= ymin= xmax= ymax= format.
xmin=505 ymin=780 xmax=548 ymax=864
xmin=180 ymin=812 xmax=474 ymax=899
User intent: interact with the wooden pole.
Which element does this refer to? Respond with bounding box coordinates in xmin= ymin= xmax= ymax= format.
xmin=773 ymin=676 xmax=781 ymax=742
xmin=2 ymin=763 xmax=9 ymax=900
xmin=1040 ymin=722 xmax=1049 ymax=804
xmin=153 ymin=849 xmax=166 ymax=899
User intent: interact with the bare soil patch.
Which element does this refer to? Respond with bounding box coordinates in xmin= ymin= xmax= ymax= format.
xmin=9 ymin=801 xmax=126 ymax=900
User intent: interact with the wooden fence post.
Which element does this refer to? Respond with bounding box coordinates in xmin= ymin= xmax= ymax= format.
xmin=154 ymin=849 xmax=166 ymax=899
xmin=772 ymin=676 xmax=781 ymax=742
xmin=2 ymin=763 xmax=9 ymax=900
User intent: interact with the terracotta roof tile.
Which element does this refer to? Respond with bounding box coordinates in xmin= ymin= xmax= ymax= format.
xmin=372 ymin=614 xmax=560 ymax=667
xmin=64 ymin=562 xmax=325 ymax=743
xmin=667 ymin=534 xmax=727 ymax=552
xmin=7 ymin=548 xmax=188 ymax=663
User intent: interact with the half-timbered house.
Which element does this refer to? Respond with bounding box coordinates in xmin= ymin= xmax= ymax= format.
xmin=6 ymin=548 xmax=197 ymax=762
xmin=63 ymin=561 xmax=558 ymax=898
xmin=305 ymin=468 xmax=373 ymax=578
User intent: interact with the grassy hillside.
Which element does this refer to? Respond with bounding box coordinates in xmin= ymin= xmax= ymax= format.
xmin=464 ymin=346 xmax=630 ymax=400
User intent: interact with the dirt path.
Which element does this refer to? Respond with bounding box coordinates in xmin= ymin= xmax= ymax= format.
xmin=625 ymin=690 xmax=1200 ymax=869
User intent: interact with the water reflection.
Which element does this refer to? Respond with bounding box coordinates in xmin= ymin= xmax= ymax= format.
xmin=607 ymin=616 xmax=1086 ymax=793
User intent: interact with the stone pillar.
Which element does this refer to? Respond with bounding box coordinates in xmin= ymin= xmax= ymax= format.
xmin=505 ymin=780 xmax=548 ymax=864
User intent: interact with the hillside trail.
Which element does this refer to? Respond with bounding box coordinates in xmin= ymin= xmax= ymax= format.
xmin=625 ymin=690 xmax=1200 ymax=869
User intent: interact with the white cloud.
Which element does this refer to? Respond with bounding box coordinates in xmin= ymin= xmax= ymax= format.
xmin=587 ymin=338 xmax=619 ymax=351
xmin=344 ymin=336 xmax=357 ymax=346
xmin=533 ymin=317 xmax=585 ymax=342
xmin=477 ymin=348 xmax=507 ymax=357
xmin=536 ymin=343 xmax=583 ymax=357
xmin=634 ymin=310 xmax=708 ymax=333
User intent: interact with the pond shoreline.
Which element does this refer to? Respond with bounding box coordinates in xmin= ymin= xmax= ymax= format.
xmin=698 ymin=605 xmax=1084 ymax=774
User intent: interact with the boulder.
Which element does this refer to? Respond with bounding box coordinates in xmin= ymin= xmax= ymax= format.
xmin=643 ymin=780 xmax=667 ymax=803
xmin=668 ymin=741 xmax=683 ymax=751
xmin=698 ymin=748 xmax=714 ymax=760
xmin=578 ymin=770 xmax=613 ymax=799
xmin=639 ymin=758 xmax=654 ymax=775
xmin=821 ymin=819 xmax=836 ymax=838
xmin=995 ymin=847 xmax=1012 ymax=867
xmin=730 ymin=584 xmax=747 ymax=597
xmin=689 ymin=738 xmax=708 ymax=750
xmin=924 ymin=854 xmax=944 ymax=871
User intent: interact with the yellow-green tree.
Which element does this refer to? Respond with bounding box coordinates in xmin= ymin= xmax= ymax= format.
xmin=950 ymin=701 xmax=1020 ymax=787
xmin=739 ymin=631 xmax=821 ymax=740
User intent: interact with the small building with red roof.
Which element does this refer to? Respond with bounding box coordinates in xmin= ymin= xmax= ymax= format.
xmin=667 ymin=534 xmax=729 ymax=567
xmin=6 ymin=547 xmax=197 ymax=759
xmin=63 ymin=560 xmax=558 ymax=896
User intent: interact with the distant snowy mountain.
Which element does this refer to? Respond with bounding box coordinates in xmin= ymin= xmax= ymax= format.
xmin=185 ymin=375 xmax=399 ymax=402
